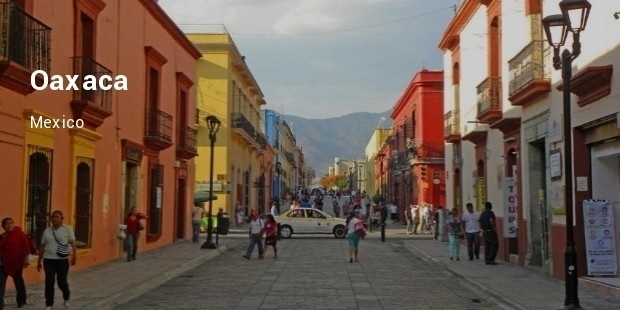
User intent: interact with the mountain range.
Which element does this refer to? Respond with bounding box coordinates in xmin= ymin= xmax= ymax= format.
xmin=281 ymin=111 xmax=392 ymax=178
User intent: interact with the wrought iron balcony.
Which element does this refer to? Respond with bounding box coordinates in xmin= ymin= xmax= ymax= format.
xmin=176 ymin=126 xmax=198 ymax=160
xmin=144 ymin=108 xmax=173 ymax=150
xmin=0 ymin=2 xmax=51 ymax=94
xmin=476 ymin=77 xmax=502 ymax=122
xmin=255 ymin=131 xmax=267 ymax=150
xmin=508 ymin=40 xmax=550 ymax=106
xmin=70 ymin=57 xmax=113 ymax=129
xmin=444 ymin=110 xmax=461 ymax=142
xmin=231 ymin=112 xmax=262 ymax=151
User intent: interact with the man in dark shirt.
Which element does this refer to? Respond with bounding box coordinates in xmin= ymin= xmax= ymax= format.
xmin=479 ymin=201 xmax=499 ymax=265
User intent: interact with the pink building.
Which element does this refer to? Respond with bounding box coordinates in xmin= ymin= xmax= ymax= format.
xmin=0 ymin=0 xmax=200 ymax=283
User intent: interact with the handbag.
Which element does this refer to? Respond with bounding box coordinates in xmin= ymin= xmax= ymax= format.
xmin=52 ymin=230 xmax=70 ymax=258
xmin=138 ymin=220 xmax=145 ymax=231
xmin=117 ymin=228 xmax=126 ymax=240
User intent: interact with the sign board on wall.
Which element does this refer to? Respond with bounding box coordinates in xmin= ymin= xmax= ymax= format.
xmin=503 ymin=177 xmax=518 ymax=238
xmin=582 ymin=199 xmax=617 ymax=276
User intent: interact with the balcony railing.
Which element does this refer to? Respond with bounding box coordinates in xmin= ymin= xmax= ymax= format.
xmin=508 ymin=40 xmax=550 ymax=106
xmin=145 ymin=108 xmax=173 ymax=150
xmin=176 ymin=126 xmax=198 ymax=159
xmin=0 ymin=2 xmax=51 ymax=71
xmin=444 ymin=110 xmax=461 ymax=142
xmin=72 ymin=57 xmax=113 ymax=111
xmin=231 ymin=112 xmax=266 ymax=150
xmin=476 ymin=77 xmax=502 ymax=122
xmin=0 ymin=2 xmax=51 ymax=94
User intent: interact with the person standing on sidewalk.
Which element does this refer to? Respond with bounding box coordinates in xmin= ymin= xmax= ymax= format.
xmin=37 ymin=210 xmax=77 ymax=310
xmin=479 ymin=202 xmax=499 ymax=265
xmin=0 ymin=218 xmax=33 ymax=309
xmin=405 ymin=204 xmax=413 ymax=234
xmin=235 ymin=201 xmax=245 ymax=227
xmin=447 ymin=208 xmax=463 ymax=260
xmin=243 ymin=208 xmax=264 ymax=260
xmin=462 ymin=203 xmax=480 ymax=260
xmin=192 ymin=202 xmax=204 ymax=243
xmin=124 ymin=207 xmax=147 ymax=262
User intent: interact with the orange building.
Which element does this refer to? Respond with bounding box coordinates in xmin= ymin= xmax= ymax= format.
xmin=0 ymin=0 xmax=200 ymax=283
xmin=387 ymin=69 xmax=445 ymax=216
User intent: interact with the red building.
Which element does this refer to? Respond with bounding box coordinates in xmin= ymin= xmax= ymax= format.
xmin=387 ymin=69 xmax=445 ymax=216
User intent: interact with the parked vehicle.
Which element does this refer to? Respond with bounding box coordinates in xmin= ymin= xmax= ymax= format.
xmin=275 ymin=208 xmax=347 ymax=239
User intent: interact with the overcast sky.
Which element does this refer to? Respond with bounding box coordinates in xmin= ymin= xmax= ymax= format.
xmin=159 ymin=0 xmax=458 ymax=118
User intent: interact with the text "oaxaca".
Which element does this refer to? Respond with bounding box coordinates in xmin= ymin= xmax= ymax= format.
xmin=31 ymin=70 xmax=128 ymax=91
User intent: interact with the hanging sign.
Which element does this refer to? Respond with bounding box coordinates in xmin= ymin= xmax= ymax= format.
xmin=503 ymin=177 xmax=518 ymax=238
xmin=582 ymin=199 xmax=617 ymax=276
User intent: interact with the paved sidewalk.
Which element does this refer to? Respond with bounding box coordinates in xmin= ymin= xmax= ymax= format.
xmin=403 ymin=236 xmax=619 ymax=310
xmin=9 ymin=236 xmax=245 ymax=309
xmin=5 ymin=223 xmax=617 ymax=309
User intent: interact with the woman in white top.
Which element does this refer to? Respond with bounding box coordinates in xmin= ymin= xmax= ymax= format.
xmin=346 ymin=212 xmax=365 ymax=263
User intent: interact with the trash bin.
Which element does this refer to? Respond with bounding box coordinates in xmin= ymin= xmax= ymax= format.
xmin=216 ymin=212 xmax=230 ymax=235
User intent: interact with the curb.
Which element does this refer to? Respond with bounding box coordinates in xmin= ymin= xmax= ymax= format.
xmin=402 ymin=242 xmax=529 ymax=310
xmin=89 ymin=245 xmax=229 ymax=309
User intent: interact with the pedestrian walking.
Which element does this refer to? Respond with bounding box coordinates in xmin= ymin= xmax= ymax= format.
xmin=124 ymin=207 xmax=147 ymax=261
xmin=37 ymin=210 xmax=77 ymax=310
xmin=479 ymin=202 xmax=499 ymax=265
xmin=421 ymin=203 xmax=430 ymax=233
xmin=243 ymin=208 xmax=264 ymax=259
xmin=346 ymin=212 xmax=366 ymax=263
xmin=0 ymin=218 xmax=34 ymax=309
xmin=462 ymin=203 xmax=480 ymax=260
xmin=447 ymin=208 xmax=463 ymax=260
xmin=332 ymin=199 xmax=341 ymax=218
xmin=263 ymin=214 xmax=278 ymax=259
xmin=235 ymin=201 xmax=245 ymax=227
xmin=192 ymin=202 xmax=204 ymax=243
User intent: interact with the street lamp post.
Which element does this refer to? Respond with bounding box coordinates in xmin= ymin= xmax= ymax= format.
xmin=377 ymin=153 xmax=386 ymax=197
xmin=275 ymin=162 xmax=282 ymax=209
xmin=201 ymin=115 xmax=221 ymax=249
xmin=543 ymin=1 xmax=591 ymax=308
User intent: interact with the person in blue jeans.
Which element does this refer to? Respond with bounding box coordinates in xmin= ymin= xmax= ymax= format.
xmin=243 ymin=209 xmax=264 ymax=259
xmin=461 ymin=203 xmax=481 ymax=260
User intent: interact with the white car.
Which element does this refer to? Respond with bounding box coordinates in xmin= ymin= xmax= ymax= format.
xmin=275 ymin=208 xmax=347 ymax=239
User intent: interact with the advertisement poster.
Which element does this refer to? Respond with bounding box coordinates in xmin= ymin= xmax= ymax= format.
xmin=582 ymin=200 xmax=617 ymax=276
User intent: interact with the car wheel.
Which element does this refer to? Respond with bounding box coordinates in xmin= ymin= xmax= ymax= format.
xmin=280 ymin=225 xmax=293 ymax=238
xmin=333 ymin=225 xmax=346 ymax=238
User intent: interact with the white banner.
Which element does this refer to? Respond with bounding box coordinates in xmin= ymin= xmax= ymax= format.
xmin=583 ymin=199 xmax=617 ymax=276
xmin=503 ymin=177 xmax=518 ymax=238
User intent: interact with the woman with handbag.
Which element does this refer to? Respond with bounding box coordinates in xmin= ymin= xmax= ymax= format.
xmin=0 ymin=218 xmax=33 ymax=309
xmin=346 ymin=212 xmax=366 ymax=263
xmin=263 ymin=214 xmax=278 ymax=258
xmin=37 ymin=210 xmax=77 ymax=310
xmin=124 ymin=207 xmax=148 ymax=262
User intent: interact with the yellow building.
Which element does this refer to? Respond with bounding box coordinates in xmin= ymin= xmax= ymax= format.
xmin=188 ymin=27 xmax=268 ymax=219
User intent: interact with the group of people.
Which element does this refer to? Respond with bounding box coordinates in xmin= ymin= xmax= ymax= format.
xmin=242 ymin=208 xmax=279 ymax=260
xmin=0 ymin=210 xmax=77 ymax=310
xmin=444 ymin=202 xmax=499 ymax=265
xmin=404 ymin=203 xmax=432 ymax=235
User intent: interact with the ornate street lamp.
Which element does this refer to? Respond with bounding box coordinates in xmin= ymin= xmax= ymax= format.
xmin=201 ymin=115 xmax=221 ymax=249
xmin=543 ymin=1 xmax=591 ymax=308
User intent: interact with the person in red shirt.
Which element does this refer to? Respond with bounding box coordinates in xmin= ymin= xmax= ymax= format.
xmin=0 ymin=218 xmax=32 ymax=308
xmin=263 ymin=214 xmax=279 ymax=258
xmin=124 ymin=207 xmax=147 ymax=262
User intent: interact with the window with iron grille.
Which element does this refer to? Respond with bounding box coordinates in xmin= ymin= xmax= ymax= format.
xmin=243 ymin=171 xmax=250 ymax=209
xmin=74 ymin=157 xmax=94 ymax=248
xmin=148 ymin=163 xmax=164 ymax=236
xmin=25 ymin=145 xmax=53 ymax=246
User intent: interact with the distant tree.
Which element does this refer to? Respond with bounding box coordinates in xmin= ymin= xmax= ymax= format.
xmin=320 ymin=175 xmax=348 ymax=189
